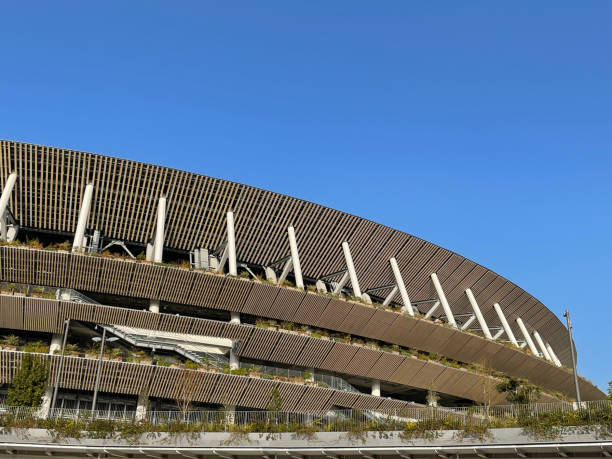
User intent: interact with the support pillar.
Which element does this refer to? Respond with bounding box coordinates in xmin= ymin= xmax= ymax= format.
xmin=533 ymin=331 xmax=552 ymax=362
xmin=465 ymin=289 xmax=492 ymax=339
xmin=493 ymin=303 xmax=518 ymax=346
xmin=40 ymin=334 xmax=64 ymax=417
xmin=230 ymin=312 xmax=240 ymax=325
xmin=0 ymin=173 xmax=17 ymax=241
xmin=341 ymin=242 xmax=362 ymax=298
xmin=277 ymin=258 xmax=293 ymax=284
xmin=389 ymin=257 xmax=414 ymax=315
xmin=424 ymin=300 xmax=440 ymax=319
xmin=492 ymin=329 xmax=505 ymax=340
xmin=516 ymin=318 xmax=540 ymax=357
xmin=287 ymin=226 xmax=304 ymax=289
xmin=226 ymin=211 xmax=237 ymax=276
xmin=154 ymin=196 xmax=166 ymax=263
xmin=382 ymin=286 xmax=398 ymax=306
xmin=371 ymin=380 xmax=380 ymax=397
xmin=149 ymin=299 xmax=160 ymax=313
xmin=136 ymin=392 xmax=148 ymax=421
xmin=546 ymin=343 xmax=563 ymax=367
xmin=460 ymin=315 xmax=476 ymax=330
xmin=229 ymin=342 xmax=239 ymax=370
xmin=332 ymin=272 xmax=349 ymax=294
xmin=72 ymin=183 xmax=94 ymax=252
xmin=430 ymin=273 xmax=456 ymax=327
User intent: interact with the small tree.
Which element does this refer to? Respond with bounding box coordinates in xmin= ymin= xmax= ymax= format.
xmin=607 ymin=380 xmax=612 ymax=400
xmin=496 ymin=377 xmax=540 ymax=404
xmin=7 ymin=354 xmax=49 ymax=407
xmin=174 ymin=368 xmax=200 ymax=421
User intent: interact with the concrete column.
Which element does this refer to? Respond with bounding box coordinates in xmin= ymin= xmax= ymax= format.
xmin=389 ymin=257 xmax=414 ymax=316
xmin=533 ymin=331 xmax=552 ymax=362
xmin=493 ymin=303 xmax=518 ymax=346
xmin=287 ymin=226 xmax=304 ymax=289
xmin=465 ymin=289 xmax=492 ymax=339
xmin=58 ymin=289 xmax=72 ymax=301
xmin=226 ymin=211 xmax=237 ymax=276
xmin=136 ymin=392 xmax=148 ymax=421
xmin=49 ymin=334 xmax=63 ymax=355
xmin=72 ymin=183 xmax=94 ymax=252
xmin=371 ymin=380 xmax=381 ymax=397
xmin=516 ymin=318 xmax=540 ymax=357
xmin=430 ymin=273 xmax=456 ymax=328
xmin=149 ymin=299 xmax=160 ymax=313
xmin=230 ymin=312 xmax=240 ymax=325
xmin=40 ymin=333 xmax=65 ymax=417
xmin=154 ymin=196 xmax=166 ymax=263
xmin=229 ymin=342 xmax=239 ymax=370
xmin=0 ymin=173 xmax=17 ymax=240
xmin=546 ymin=343 xmax=563 ymax=367
xmin=341 ymin=242 xmax=362 ymax=298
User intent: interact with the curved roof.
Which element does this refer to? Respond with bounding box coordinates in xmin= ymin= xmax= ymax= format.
xmin=0 ymin=140 xmax=571 ymax=365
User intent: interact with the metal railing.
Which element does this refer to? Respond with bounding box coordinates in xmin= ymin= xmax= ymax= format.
xmin=0 ymin=400 xmax=610 ymax=432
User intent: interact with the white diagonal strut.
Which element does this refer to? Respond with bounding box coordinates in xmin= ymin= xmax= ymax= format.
xmin=226 ymin=211 xmax=237 ymax=276
xmin=492 ymin=328 xmax=505 ymax=340
xmin=546 ymin=343 xmax=562 ymax=367
xmin=389 ymin=257 xmax=414 ymax=316
xmin=287 ymin=226 xmax=304 ymax=289
xmin=516 ymin=317 xmax=541 ymax=357
xmin=332 ymin=272 xmax=349 ymax=294
xmin=461 ymin=315 xmax=476 ymax=330
xmin=430 ymin=273 xmax=456 ymax=327
xmin=382 ymin=286 xmax=398 ymax=306
xmin=72 ymin=183 xmax=94 ymax=253
xmin=154 ymin=196 xmax=166 ymax=263
xmin=277 ymin=258 xmax=293 ymax=283
xmin=424 ymin=300 xmax=440 ymax=319
xmin=493 ymin=303 xmax=518 ymax=346
xmin=0 ymin=172 xmax=17 ymax=240
xmin=533 ymin=331 xmax=552 ymax=362
xmin=342 ymin=242 xmax=362 ymax=298
xmin=465 ymin=288 xmax=492 ymax=339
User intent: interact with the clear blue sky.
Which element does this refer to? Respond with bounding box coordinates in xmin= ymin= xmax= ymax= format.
xmin=1 ymin=2 xmax=610 ymax=391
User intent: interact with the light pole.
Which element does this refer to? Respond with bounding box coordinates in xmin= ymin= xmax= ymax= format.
xmin=563 ymin=309 xmax=581 ymax=404
xmin=91 ymin=328 xmax=118 ymax=415
xmin=49 ymin=318 xmax=70 ymax=418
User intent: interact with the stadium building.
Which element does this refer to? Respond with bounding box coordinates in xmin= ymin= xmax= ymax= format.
xmin=0 ymin=139 xmax=604 ymax=417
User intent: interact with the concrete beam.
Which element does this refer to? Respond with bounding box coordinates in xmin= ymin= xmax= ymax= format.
xmin=465 ymin=289 xmax=492 ymax=339
xmin=430 ymin=273 xmax=456 ymax=328
xmin=516 ymin=318 xmax=540 ymax=357
xmin=493 ymin=303 xmax=518 ymax=346
xmin=492 ymin=328 xmax=505 ymax=340
xmin=342 ymin=242 xmax=362 ymax=298
xmin=390 ymin=257 xmax=414 ymax=316
xmin=72 ymin=183 xmax=94 ymax=252
xmin=287 ymin=226 xmax=304 ymax=289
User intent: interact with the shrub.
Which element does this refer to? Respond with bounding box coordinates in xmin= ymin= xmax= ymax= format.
xmin=7 ymin=354 xmax=49 ymax=407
